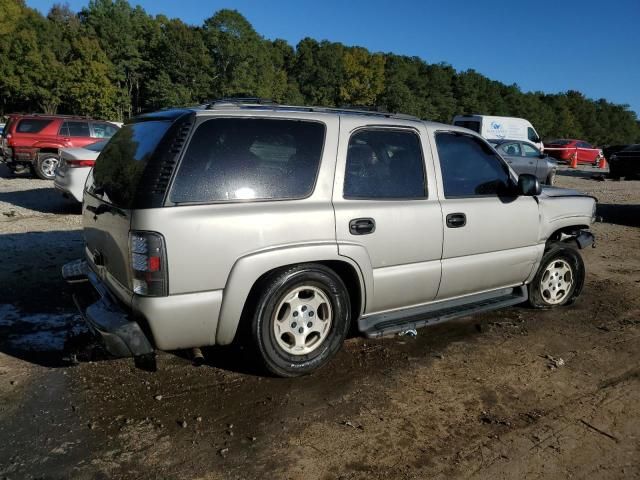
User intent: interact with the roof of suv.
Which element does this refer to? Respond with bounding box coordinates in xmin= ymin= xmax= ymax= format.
xmin=128 ymin=99 xmax=461 ymax=132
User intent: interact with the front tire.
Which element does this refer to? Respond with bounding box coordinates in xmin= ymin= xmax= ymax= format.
xmin=528 ymin=245 xmax=585 ymax=309
xmin=546 ymin=169 xmax=556 ymax=186
xmin=252 ymin=264 xmax=351 ymax=377
xmin=35 ymin=153 xmax=59 ymax=180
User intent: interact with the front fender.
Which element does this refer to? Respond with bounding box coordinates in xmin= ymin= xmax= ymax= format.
xmin=215 ymin=243 xmax=368 ymax=345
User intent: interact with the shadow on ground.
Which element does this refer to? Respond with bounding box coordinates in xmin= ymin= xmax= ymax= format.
xmin=597 ymin=203 xmax=640 ymax=228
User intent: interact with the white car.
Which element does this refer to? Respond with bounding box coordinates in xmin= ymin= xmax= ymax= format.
xmin=54 ymin=140 xmax=108 ymax=202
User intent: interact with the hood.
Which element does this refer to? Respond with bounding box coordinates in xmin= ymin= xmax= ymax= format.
xmin=540 ymin=186 xmax=596 ymax=201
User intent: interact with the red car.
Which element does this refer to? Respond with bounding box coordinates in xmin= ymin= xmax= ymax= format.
xmin=544 ymin=139 xmax=603 ymax=165
xmin=0 ymin=114 xmax=119 ymax=179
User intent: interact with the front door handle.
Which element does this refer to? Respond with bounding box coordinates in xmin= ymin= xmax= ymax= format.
xmin=349 ymin=218 xmax=376 ymax=235
xmin=446 ymin=213 xmax=466 ymax=228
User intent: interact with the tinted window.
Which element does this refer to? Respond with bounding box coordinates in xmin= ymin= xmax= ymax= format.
xmin=64 ymin=121 xmax=91 ymax=137
xmin=527 ymin=127 xmax=539 ymax=142
xmin=435 ymin=132 xmax=513 ymax=198
xmin=344 ymin=129 xmax=426 ymax=199
xmin=522 ymin=143 xmax=540 ymax=157
xmin=92 ymin=122 xmax=118 ymax=138
xmin=90 ymin=121 xmax=171 ymax=207
xmin=577 ymin=141 xmax=592 ymax=149
xmin=170 ymin=118 xmax=325 ymax=203
xmin=622 ymin=144 xmax=640 ymax=152
xmin=453 ymin=120 xmax=481 ymax=133
xmin=16 ymin=119 xmax=52 ymax=133
xmin=500 ymin=142 xmax=522 ymax=156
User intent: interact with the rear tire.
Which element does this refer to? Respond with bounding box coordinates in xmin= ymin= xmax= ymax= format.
xmin=251 ymin=264 xmax=350 ymax=377
xmin=528 ymin=245 xmax=585 ymax=309
xmin=546 ymin=169 xmax=556 ymax=186
xmin=35 ymin=153 xmax=59 ymax=180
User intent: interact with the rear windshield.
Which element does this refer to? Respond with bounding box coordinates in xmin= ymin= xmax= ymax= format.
xmin=90 ymin=120 xmax=171 ymax=208
xmin=16 ymin=118 xmax=53 ymax=133
xmin=453 ymin=120 xmax=481 ymax=133
xmin=622 ymin=144 xmax=640 ymax=152
xmin=547 ymin=139 xmax=572 ymax=145
xmin=169 ymin=118 xmax=325 ymax=204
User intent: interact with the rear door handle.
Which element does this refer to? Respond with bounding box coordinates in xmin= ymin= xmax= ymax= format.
xmin=349 ymin=218 xmax=376 ymax=235
xmin=446 ymin=213 xmax=466 ymax=228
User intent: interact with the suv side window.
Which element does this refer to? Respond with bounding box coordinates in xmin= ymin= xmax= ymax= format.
xmin=435 ymin=132 xmax=512 ymax=198
xmin=63 ymin=121 xmax=91 ymax=137
xmin=344 ymin=129 xmax=426 ymax=199
xmin=16 ymin=119 xmax=52 ymax=133
xmin=522 ymin=143 xmax=540 ymax=157
xmin=170 ymin=118 xmax=325 ymax=203
xmin=527 ymin=127 xmax=539 ymax=142
xmin=92 ymin=122 xmax=118 ymax=138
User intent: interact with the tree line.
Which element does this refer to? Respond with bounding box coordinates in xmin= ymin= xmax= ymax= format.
xmin=1 ymin=0 xmax=639 ymax=145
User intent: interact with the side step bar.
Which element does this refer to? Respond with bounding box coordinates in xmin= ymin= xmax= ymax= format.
xmin=358 ymin=286 xmax=528 ymax=338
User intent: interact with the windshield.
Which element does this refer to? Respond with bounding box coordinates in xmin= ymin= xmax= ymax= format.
xmin=86 ymin=140 xmax=109 ymax=152
xmin=89 ymin=120 xmax=171 ymax=208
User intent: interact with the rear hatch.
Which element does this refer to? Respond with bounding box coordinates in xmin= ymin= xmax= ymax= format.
xmin=82 ymin=113 xmax=192 ymax=303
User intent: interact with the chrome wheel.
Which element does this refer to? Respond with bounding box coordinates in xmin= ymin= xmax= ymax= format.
xmin=272 ymin=285 xmax=332 ymax=356
xmin=539 ymin=259 xmax=574 ymax=305
xmin=40 ymin=156 xmax=59 ymax=178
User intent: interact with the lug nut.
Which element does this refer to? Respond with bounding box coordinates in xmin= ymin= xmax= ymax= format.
xmin=298 ymin=327 xmax=304 ymax=334
xmin=291 ymin=322 xmax=297 ymax=328
xmin=301 ymin=306 xmax=307 ymax=312
xmin=307 ymin=322 xmax=312 ymax=328
xmin=308 ymin=311 xmax=314 ymax=317
xmin=293 ymin=311 xmax=299 ymax=317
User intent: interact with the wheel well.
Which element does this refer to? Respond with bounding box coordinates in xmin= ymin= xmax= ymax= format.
xmin=237 ymin=260 xmax=364 ymax=340
xmin=546 ymin=226 xmax=589 ymax=249
xmin=38 ymin=148 xmax=59 ymax=156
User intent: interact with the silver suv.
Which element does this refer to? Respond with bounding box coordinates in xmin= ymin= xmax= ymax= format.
xmin=63 ymin=100 xmax=596 ymax=376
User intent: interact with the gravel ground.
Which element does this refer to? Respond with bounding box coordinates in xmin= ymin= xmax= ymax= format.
xmin=0 ymin=163 xmax=639 ymax=479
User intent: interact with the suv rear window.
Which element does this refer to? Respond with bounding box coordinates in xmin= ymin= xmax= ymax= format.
xmin=169 ymin=118 xmax=325 ymax=204
xmin=16 ymin=119 xmax=52 ymax=133
xmin=90 ymin=120 xmax=172 ymax=208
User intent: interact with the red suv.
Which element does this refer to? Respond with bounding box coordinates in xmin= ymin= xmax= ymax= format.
xmin=1 ymin=114 xmax=119 ymax=179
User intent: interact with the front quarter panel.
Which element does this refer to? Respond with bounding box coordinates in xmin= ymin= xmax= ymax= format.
xmin=538 ymin=193 xmax=595 ymax=240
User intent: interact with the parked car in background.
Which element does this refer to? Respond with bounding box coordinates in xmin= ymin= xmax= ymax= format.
xmin=452 ymin=115 xmax=543 ymax=150
xmin=63 ymin=101 xmax=596 ymax=377
xmin=602 ymin=144 xmax=629 ymax=163
xmin=544 ymin=139 xmax=603 ymax=165
xmin=54 ymin=139 xmax=109 ymax=202
xmin=608 ymin=144 xmax=640 ymax=179
xmin=0 ymin=114 xmax=119 ymax=180
xmin=490 ymin=139 xmax=557 ymax=185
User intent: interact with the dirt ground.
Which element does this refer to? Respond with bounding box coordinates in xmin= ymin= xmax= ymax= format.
xmin=0 ymin=163 xmax=638 ymax=479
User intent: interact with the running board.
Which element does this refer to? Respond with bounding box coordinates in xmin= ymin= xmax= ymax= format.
xmin=358 ymin=286 xmax=528 ymax=338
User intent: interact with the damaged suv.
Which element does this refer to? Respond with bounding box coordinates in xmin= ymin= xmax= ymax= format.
xmin=64 ymin=100 xmax=596 ymax=376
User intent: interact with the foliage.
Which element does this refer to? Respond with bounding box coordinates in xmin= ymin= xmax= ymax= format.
xmin=0 ymin=0 xmax=638 ymax=144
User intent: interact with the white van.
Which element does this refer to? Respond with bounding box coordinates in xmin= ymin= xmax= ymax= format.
xmin=452 ymin=115 xmax=543 ymax=150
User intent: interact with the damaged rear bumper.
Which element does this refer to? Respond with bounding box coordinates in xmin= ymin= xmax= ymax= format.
xmin=62 ymin=259 xmax=154 ymax=358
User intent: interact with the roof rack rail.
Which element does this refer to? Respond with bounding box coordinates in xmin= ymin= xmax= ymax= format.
xmin=199 ymin=99 xmax=421 ymax=121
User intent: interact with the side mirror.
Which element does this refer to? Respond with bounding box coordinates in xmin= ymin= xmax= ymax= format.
xmin=518 ymin=174 xmax=542 ymax=196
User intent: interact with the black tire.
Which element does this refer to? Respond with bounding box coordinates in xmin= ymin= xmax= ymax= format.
xmin=528 ymin=245 xmax=585 ymax=309
xmin=252 ymin=264 xmax=351 ymax=377
xmin=34 ymin=152 xmax=59 ymax=180
xmin=546 ymin=169 xmax=556 ymax=186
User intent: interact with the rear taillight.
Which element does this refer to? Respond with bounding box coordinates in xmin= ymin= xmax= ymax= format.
xmin=129 ymin=231 xmax=168 ymax=296
xmin=66 ymin=159 xmax=95 ymax=168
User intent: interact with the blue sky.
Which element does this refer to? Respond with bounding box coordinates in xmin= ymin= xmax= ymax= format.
xmin=27 ymin=0 xmax=640 ymax=116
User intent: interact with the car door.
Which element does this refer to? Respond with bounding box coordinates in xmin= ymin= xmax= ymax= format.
xmin=333 ymin=118 xmax=443 ymax=314
xmin=521 ymin=142 xmax=546 ymax=181
xmin=432 ymin=130 xmax=541 ymax=300
xmin=63 ymin=121 xmax=94 ymax=148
